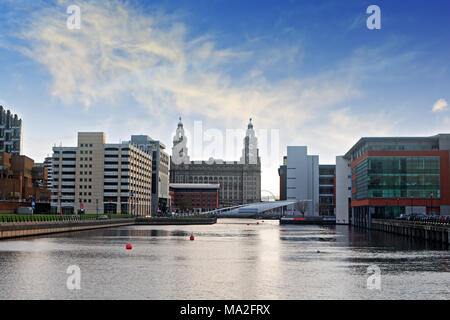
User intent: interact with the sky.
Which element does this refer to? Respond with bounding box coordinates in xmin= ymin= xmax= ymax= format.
xmin=0 ymin=0 xmax=449 ymax=198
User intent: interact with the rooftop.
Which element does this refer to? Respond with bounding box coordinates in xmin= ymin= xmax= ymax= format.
xmin=170 ymin=183 xmax=220 ymax=190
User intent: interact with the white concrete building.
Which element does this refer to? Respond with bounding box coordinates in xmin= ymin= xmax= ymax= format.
xmin=129 ymin=135 xmax=170 ymax=215
xmin=335 ymin=155 xmax=351 ymax=224
xmin=286 ymin=146 xmax=319 ymax=216
xmin=51 ymin=132 xmax=152 ymax=216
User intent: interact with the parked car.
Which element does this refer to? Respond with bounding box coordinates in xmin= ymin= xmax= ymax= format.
xmin=97 ymin=215 xmax=109 ymax=220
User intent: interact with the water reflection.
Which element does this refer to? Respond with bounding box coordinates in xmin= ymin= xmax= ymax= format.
xmin=0 ymin=219 xmax=448 ymax=299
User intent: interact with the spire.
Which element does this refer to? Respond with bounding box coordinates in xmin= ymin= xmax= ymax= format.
xmin=248 ymin=117 xmax=253 ymax=129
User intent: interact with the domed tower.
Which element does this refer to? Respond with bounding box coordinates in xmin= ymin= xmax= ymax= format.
xmin=240 ymin=118 xmax=260 ymax=165
xmin=172 ymin=117 xmax=190 ymax=164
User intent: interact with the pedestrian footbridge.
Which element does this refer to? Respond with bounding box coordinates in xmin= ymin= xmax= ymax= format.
xmin=203 ymin=200 xmax=298 ymax=218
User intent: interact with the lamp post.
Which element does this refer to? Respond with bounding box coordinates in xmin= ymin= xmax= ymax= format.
xmin=397 ymin=198 xmax=399 ymax=217
xmin=430 ymin=192 xmax=434 ymax=215
xmin=410 ymin=195 xmax=414 ymax=215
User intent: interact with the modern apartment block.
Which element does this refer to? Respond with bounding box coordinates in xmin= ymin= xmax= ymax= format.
xmin=319 ymin=164 xmax=335 ymax=216
xmin=336 ymin=134 xmax=450 ymax=226
xmin=51 ymin=132 xmax=152 ymax=215
xmin=0 ymin=106 xmax=22 ymax=155
xmin=129 ymin=135 xmax=170 ymax=215
xmin=285 ymin=146 xmax=319 ymax=216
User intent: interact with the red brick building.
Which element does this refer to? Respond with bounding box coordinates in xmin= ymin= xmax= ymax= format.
xmin=0 ymin=152 xmax=51 ymax=202
xmin=169 ymin=183 xmax=220 ymax=213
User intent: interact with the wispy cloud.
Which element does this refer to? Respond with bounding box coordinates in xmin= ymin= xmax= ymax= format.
xmin=6 ymin=0 xmax=359 ymax=129
xmin=2 ymin=0 xmax=424 ymax=195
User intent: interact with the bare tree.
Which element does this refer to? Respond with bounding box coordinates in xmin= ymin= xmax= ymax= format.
xmin=294 ymin=200 xmax=308 ymax=217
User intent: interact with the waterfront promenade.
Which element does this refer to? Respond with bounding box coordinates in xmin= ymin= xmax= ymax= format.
xmin=0 ymin=215 xmax=217 ymax=240
xmin=370 ymin=219 xmax=450 ymax=245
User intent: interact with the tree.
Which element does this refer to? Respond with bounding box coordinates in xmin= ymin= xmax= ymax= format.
xmin=180 ymin=195 xmax=193 ymax=212
xmin=294 ymin=200 xmax=308 ymax=217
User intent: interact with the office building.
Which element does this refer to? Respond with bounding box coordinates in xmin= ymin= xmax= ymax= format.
xmin=51 ymin=132 xmax=152 ymax=215
xmin=129 ymin=135 xmax=170 ymax=215
xmin=278 ymin=156 xmax=287 ymax=200
xmin=336 ymin=134 xmax=450 ymax=226
xmin=0 ymin=106 xmax=22 ymax=155
xmin=0 ymin=152 xmax=51 ymax=202
xmin=285 ymin=146 xmax=319 ymax=216
xmin=319 ymin=164 xmax=335 ymax=216
xmin=335 ymin=156 xmax=352 ymax=224
xmin=43 ymin=156 xmax=53 ymax=190
xmin=170 ymin=118 xmax=261 ymax=207
xmin=169 ymin=183 xmax=220 ymax=212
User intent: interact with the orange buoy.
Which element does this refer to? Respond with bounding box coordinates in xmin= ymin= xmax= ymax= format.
xmin=190 ymin=235 xmax=194 ymax=241
xmin=126 ymin=244 xmax=132 ymax=250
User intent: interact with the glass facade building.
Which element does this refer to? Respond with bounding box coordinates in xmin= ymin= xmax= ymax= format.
xmin=354 ymin=157 xmax=440 ymax=200
xmin=341 ymin=134 xmax=450 ymax=226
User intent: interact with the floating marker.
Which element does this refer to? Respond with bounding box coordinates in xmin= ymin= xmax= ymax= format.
xmin=247 ymin=223 xmax=250 ymax=226
xmin=190 ymin=235 xmax=195 ymax=241
xmin=257 ymin=222 xmax=259 ymax=225
xmin=126 ymin=244 xmax=132 ymax=250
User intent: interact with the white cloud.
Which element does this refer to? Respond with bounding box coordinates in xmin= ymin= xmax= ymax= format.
xmin=432 ymin=98 xmax=448 ymax=112
xmin=6 ymin=0 xmax=407 ymax=196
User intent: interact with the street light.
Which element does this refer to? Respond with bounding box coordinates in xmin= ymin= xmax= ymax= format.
xmin=430 ymin=192 xmax=434 ymax=215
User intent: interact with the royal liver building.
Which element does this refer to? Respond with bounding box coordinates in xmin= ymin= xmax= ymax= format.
xmin=170 ymin=118 xmax=261 ymax=207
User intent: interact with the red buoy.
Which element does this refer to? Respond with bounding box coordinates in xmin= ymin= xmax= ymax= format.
xmin=247 ymin=223 xmax=250 ymax=226
xmin=126 ymin=244 xmax=132 ymax=250
xmin=257 ymin=222 xmax=259 ymax=225
xmin=190 ymin=235 xmax=195 ymax=241
xmin=262 ymin=220 xmax=264 ymax=223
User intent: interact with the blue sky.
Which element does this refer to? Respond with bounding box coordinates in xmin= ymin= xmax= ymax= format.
xmin=0 ymin=0 xmax=449 ymax=197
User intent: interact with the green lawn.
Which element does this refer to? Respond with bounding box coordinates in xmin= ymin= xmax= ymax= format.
xmin=0 ymin=214 xmax=134 ymax=223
